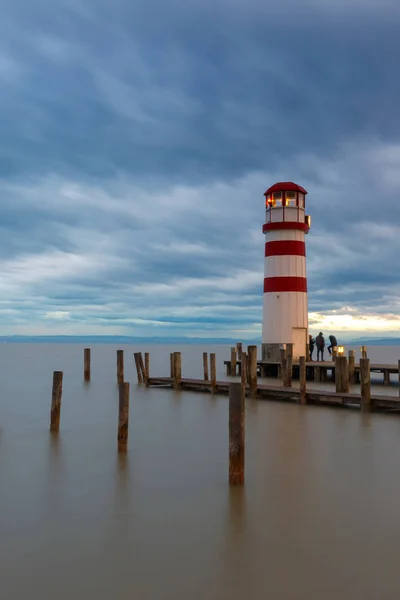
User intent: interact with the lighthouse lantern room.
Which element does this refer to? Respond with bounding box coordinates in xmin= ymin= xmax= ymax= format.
xmin=262 ymin=182 xmax=312 ymax=362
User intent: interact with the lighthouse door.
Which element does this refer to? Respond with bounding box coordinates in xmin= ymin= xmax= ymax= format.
xmin=292 ymin=327 xmax=307 ymax=360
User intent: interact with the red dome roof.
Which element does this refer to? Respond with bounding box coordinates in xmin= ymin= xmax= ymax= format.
xmin=264 ymin=182 xmax=308 ymax=196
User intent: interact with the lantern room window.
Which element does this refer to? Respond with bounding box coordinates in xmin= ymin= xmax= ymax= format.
xmin=272 ymin=192 xmax=282 ymax=207
xmin=285 ymin=191 xmax=296 ymax=207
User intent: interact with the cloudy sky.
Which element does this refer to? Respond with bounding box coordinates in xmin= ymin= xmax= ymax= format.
xmin=0 ymin=0 xmax=399 ymax=340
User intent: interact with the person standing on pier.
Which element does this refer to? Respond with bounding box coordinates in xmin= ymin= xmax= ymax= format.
xmin=315 ymin=332 xmax=325 ymax=362
xmin=327 ymin=334 xmax=338 ymax=358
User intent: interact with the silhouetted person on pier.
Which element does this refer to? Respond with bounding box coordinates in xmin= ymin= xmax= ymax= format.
xmin=309 ymin=334 xmax=315 ymax=360
xmin=327 ymin=335 xmax=338 ymax=357
xmin=316 ymin=332 xmax=325 ymax=361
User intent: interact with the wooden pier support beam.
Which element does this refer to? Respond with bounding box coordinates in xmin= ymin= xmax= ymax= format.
xmin=84 ymin=348 xmax=91 ymax=382
xmin=299 ymin=356 xmax=306 ymax=405
xmin=50 ymin=371 xmax=63 ymax=432
xmin=360 ymin=358 xmax=371 ymax=412
xmin=134 ymin=353 xmax=143 ymax=384
xmin=229 ymin=382 xmax=245 ymax=486
xmin=170 ymin=353 xmax=175 ymax=379
xmin=383 ymin=370 xmax=391 ymax=386
xmin=361 ymin=345 xmax=368 ymax=359
xmin=236 ymin=342 xmax=243 ymax=360
xmin=248 ymin=345 xmax=257 ymax=398
xmin=336 ymin=356 xmax=349 ymax=393
xmin=210 ymin=353 xmax=216 ymax=392
xmin=241 ymin=352 xmax=247 ymax=393
xmin=117 ymin=350 xmax=124 ymax=384
xmin=230 ymin=347 xmax=237 ymax=376
xmin=203 ymin=352 xmax=209 ymax=381
xmin=173 ymin=352 xmax=182 ymax=390
xmin=117 ymin=382 xmax=130 ymax=452
xmin=280 ymin=346 xmax=286 ymax=382
xmin=348 ymin=350 xmax=355 ymax=384
xmin=144 ymin=352 xmax=150 ymax=387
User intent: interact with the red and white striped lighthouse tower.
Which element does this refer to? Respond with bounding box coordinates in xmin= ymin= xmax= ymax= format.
xmin=262 ymin=182 xmax=311 ymax=362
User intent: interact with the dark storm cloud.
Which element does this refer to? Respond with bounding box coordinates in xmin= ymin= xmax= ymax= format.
xmin=0 ymin=0 xmax=399 ymax=335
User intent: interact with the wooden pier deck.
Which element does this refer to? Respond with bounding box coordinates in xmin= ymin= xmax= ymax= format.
xmin=148 ymin=376 xmax=400 ymax=412
xmin=224 ymin=359 xmax=399 ymax=386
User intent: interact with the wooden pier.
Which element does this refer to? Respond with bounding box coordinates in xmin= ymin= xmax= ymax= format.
xmin=224 ymin=359 xmax=398 ymax=386
xmin=148 ymin=376 xmax=400 ymax=412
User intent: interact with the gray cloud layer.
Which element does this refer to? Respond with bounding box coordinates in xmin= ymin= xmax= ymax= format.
xmin=0 ymin=0 xmax=399 ymax=337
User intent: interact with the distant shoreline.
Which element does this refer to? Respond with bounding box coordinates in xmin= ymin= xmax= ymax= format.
xmin=0 ymin=335 xmax=400 ymax=346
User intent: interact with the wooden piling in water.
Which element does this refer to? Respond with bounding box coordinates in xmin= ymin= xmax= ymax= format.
xmin=336 ymin=356 xmax=349 ymax=393
xmin=348 ymin=350 xmax=355 ymax=384
xmin=398 ymin=360 xmax=400 ymax=398
xmin=248 ymin=345 xmax=257 ymax=398
xmin=134 ymin=353 xmax=143 ymax=384
xmin=360 ymin=358 xmax=371 ymax=412
xmin=286 ymin=350 xmax=293 ymax=388
xmin=241 ymin=352 xmax=247 ymax=392
xmin=84 ymin=348 xmax=91 ymax=382
xmin=361 ymin=345 xmax=368 ymax=359
xmin=144 ymin=352 xmax=150 ymax=386
xmin=173 ymin=352 xmax=182 ymax=389
xmin=299 ymin=356 xmax=306 ymax=404
xmin=203 ymin=352 xmax=209 ymax=381
xmin=280 ymin=346 xmax=286 ymax=382
xmin=117 ymin=382 xmax=130 ymax=452
xmin=210 ymin=353 xmax=216 ymax=392
xmin=230 ymin=347 xmax=237 ymax=376
xmin=229 ymin=382 xmax=245 ymax=485
xmin=117 ymin=350 xmax=124 ymax=384
xmin=236 ymin=342 xmax=242 ymax=360
xmin=332 ymin=346 xmax=338 ymax=361
xmin=170 ymin=353 xmax=175 ymax=379
xmin=138 ymin=353 xmax=145 ymax=382
xmin=50 ymin=371 xmax=63 ymax=432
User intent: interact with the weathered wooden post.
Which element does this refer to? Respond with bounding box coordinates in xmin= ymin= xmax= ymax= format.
xmin=170 ymin=353 xmax=175 ymax=379
xmin=138 ymin=353 xmax=145 ymax=381
xmin=336 ymin=356 xmax=349 ymax=393
xmin=241 ymin=352 xmax=247 ymax=394
xmin=229 ymin=382 xmax=245 ymax=485
xmin=306 ymin=342 xmax=310 ymax=362
xmin=144 ymin=352 xmax=150 ymax=386
xmin=134 ymin=353 xmax=143 ymax=384
xmin=361 ymin=345 xmax=368 ymax=359
xmin=210 ymin=353 xmax=216 ymax=392
xmin=203 ymin=352 xmax=209 ymax=381
xmin=230 ymin=347 xmax=237 ymax=376
xmin=236 ymin=342 xmax=243 ymax=360
xmin=173 ymin=352 xmax=182 ymax=389
xmin=360 ymin=358 xmax=371 ymax=412
xmin=117 ymin=382 xmax=130 ymax=452
xmin=332 ymin=346 xmax=338 ymax=361
xmin=280 ymin=346 xmax=287 ymax=382
xmin=84 ymin=348 xmax=91 ymax=382
xmin=117 ymin=350 xmax=124 ymax=384
xmin=286 ymin=348 xmax=293 ymax=388
xmin=398 ymin=360 xmax=400 ymax=398
xmin=299 ymin=356 xmax=306 ymax=405
xmin=248 ymin=345 xmax=257 ymax=398
xmin=348 ymin=350 xmax=355 ymax=384
xmin=50 ymin=371 xmax=63 ymax=432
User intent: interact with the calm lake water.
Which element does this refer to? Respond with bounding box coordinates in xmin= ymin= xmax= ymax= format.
xmin=1 ymin=343 xmax=400 ymax=599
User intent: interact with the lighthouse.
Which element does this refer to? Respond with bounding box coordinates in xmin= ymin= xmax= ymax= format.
xmin=262 ymin=182 xmax=311 ymax=362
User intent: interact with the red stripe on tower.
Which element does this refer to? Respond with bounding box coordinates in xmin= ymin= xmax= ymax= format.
xmin=262 ymin=222 xmax=309 ymax=234
xmin=265 ymin=240 xmax=306 ymax=257
xmin=264 ymin=277 xmax=307 ymax=293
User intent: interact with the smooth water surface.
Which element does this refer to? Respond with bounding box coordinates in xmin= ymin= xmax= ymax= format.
xmin=1 ymin=344 xmax=400 ymax=599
